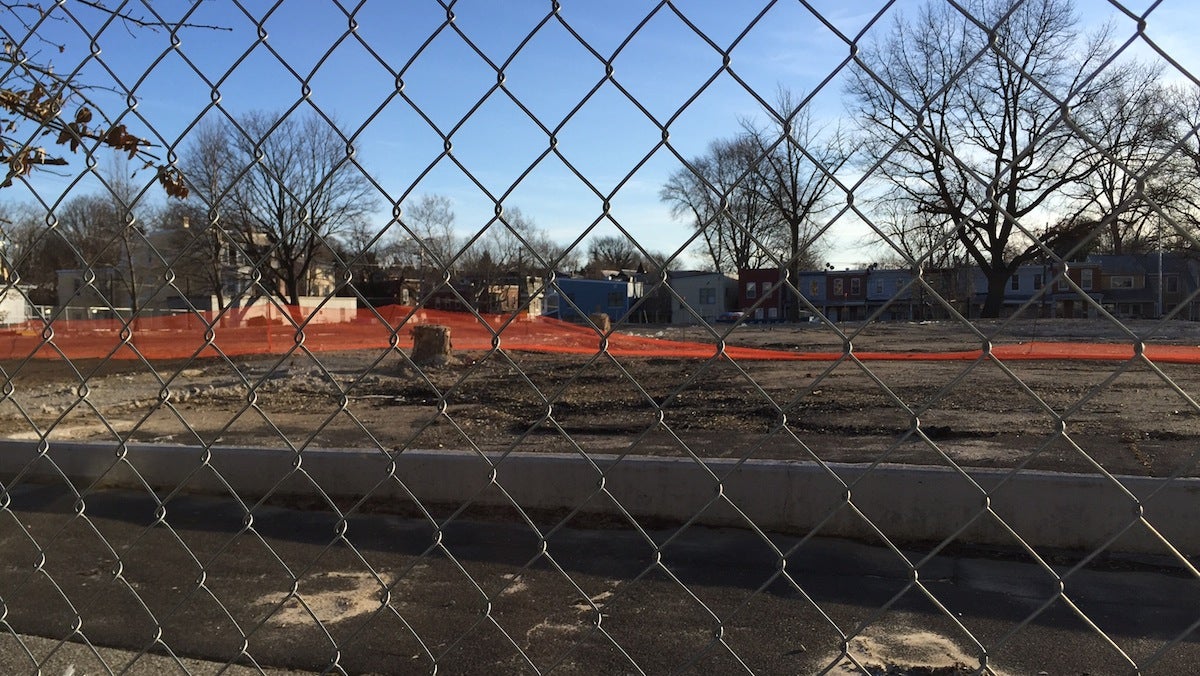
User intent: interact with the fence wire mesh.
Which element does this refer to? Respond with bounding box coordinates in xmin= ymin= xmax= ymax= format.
xmin=1 ymin=0 xmax=1199 ymax=674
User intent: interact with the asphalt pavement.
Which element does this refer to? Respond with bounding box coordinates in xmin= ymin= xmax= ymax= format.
xmin=0 ymin=483 xmax=1196 ymax=675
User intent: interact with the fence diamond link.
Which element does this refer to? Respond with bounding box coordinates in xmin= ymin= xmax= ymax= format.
xmin=0 ymin=0 xmax=1198 ymax=674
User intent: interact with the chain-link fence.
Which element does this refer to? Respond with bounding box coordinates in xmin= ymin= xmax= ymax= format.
xmin=1 ymin=0 xmax=1199 ymax=673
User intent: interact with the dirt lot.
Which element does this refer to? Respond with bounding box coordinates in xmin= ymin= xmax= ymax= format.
xmin=2 ymin=318 xmax=1198 ymax=477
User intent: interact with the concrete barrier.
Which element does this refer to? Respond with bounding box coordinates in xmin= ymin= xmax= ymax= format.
xmin=0 ymin=440 xmax=1195 ymax=556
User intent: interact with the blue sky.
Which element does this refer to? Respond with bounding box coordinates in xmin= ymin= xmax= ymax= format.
xmin=9 ymin=0 xmax=1200 ymax=269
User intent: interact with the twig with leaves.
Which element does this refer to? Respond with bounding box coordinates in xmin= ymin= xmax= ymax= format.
xmin=0 ymin=0 xmax=229 ymax=197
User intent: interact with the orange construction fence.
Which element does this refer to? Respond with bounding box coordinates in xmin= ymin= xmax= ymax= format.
xmin=3 ymin=305 xmax=1200 ymax=364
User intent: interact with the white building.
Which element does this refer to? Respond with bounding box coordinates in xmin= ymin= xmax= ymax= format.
xmin=668 ymin=271 xmax=738 ymax=324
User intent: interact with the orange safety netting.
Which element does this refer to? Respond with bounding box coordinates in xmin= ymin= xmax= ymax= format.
xmin=2 ymin=305 xmax=1200 ymax=364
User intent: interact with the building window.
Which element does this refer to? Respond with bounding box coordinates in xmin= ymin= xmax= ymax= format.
xmin=1109 ymin=275 xmax=1134 ymax=289
xmin=810 ymin=280 xmax=819 ymax=296
xmin=607 ymin=290 xmax=624 ymax=307
xmin=850 ymin=278 xmax=861 ymax=296
xmin=1056 ymin=274 xmax=1069 ymax=291
xmin=1081 ymin=269 xmax=1093 ymax=291
xmin=746 ymin=282 xmax=757 ymax=299
xmin=763 ymin=281 xmax=773 ymax=296
xmin=874 ymin=280 xmax=884 ymax=294
xmin=1033 ymin=274 xmax=1043 ymax=290
xmin=767 ymin=307 xmax=778 ymax=320
xmin=1166 ymin=275 xmax=1180 ymax=294
xmin=699 ymin=287 xmax=716 ymax=304
xmin=832 ymin=278 xmax=844 ymax=297
xmin=1011 ymin=275 xmax=1020 ymax=291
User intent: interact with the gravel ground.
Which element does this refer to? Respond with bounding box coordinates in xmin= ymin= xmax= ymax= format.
xmin=1 ymin=318 xmax=1198 ymax=477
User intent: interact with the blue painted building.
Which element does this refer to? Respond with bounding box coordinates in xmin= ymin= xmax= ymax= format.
xmin=544 ymin=277 xmax=642 ymax=322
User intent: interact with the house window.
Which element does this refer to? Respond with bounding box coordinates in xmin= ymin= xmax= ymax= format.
xmin=763 ymin=281 xmax=773 ymax=296
xmin=698 ymin=287 xmax=716 ymax=305
xmin=607 ymin=290 xmax=624 ymax=307
xmin=1010 ymin=275 xmax=1020 ymax=291
xmin=1109 ymin=276 xmax=1134 ymax=289
xmin=1081 ymin=269 xmax=1093 ymax=291
xmin=832 ymin=278 xmax=844 ymax=296
xmin=1056 ymin=274 xmax=1069 ymax=291
xmin=1033 ymin=274 xmax=1043 ymax=290
xmin=1166 ymin=275 xmax=1180 ymax=294
xmin=874 ymin=280 xmax=884 ymax=294
xmin=850 ymin=278 xmax=861 ymax=296
xmin=767 ymin=307 xmax=778 ymax=320
xmin=810 ymin=280 xmax=819 ymax=296
xmin=746 ymin=282 xmax=757 ymax=299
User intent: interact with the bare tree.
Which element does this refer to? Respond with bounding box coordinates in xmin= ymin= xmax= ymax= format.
xmin=1068 ymin=65 xmax=1174 ymax=254
xmin=1161 ymin=84 xmax=1200 ymax=249
xmin=102 ymin=155 xmax=158 ymax=314
xmin=868 ymin=200 xmax=962 ymax=270
xmin=523 ymin=226 xmax=581 ymax=274
xmin=205 ymin=111 xmax=377 ymax=306
xmin=178 ymin=117 xmax=245 ymax=310
xmin=339 ymin=218 xmax=387 ymax=292
xmin=395 ymin=193 xmax=460 ymax=271
xmin=585 ymin=234 xmax=641 ymax=272
xmin=48 ymin=192 xmax=134 ymax=311
xmin=51 ymin=156 xmax=157 ymax=315
xmin=453 ymin=206 xmax=571 ymax=312
xmin=742 ymin=89 xmax=844 ymax=317
xmin=0 ymin=1 xmax=218 ymax=195
xmin=847 ymin=0 xmax=1137 ymax=317
xmin=0 ymin=200 xmax=65 ymax=303
xmin=660 ymin=136 xmax=782 ymax=273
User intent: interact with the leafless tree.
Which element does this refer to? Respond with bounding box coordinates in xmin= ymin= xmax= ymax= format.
xmin=867 ymin=200 xmax=962 ymax=271
xmin=395 ymin=193 xmax=460 ymax=271
xmin=0 ymin=0 xmax=223 ymax=195
xmin=456 ymin=206 xmax=569 ymax=312
xmin=585 ymin=234 xmax=641 ymax=272
xmin=741 ymin=89 xmax=844 ymax=315
xmin=660 ymin=136 xmax=783 ymax=273
xmin=1161 ymin=83 xmax=1200 ymax=250
xmin=195 ymin=111 xmax=377 ymax=306
xmin=847 ymin=0 xmax=1138 ymax=317
xmin=1068 ymin=65 xmax=1175 ymax=255
xmin=178 ymin=118 xmax=245 ymax=310
xmin=0 ymin=201 xmax=64 ymax=303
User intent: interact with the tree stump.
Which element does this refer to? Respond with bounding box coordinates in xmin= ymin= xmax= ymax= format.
xmin=589 ymin=312 xmax=611 ymax=333
xmin=411 ymin=324 xmax=455 ymax=367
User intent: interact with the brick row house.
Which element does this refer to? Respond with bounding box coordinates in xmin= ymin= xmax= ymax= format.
xmin=728 ymin=253 xmax=1200 ymax=323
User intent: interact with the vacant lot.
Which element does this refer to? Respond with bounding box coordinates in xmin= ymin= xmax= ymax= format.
xmin=1 ymin=318 xmax=1197 ymax=477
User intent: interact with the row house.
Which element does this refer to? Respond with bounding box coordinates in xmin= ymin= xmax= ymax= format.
xmin=866 ymin=268 xmax=917 ymax=321
xmin=967 ymin=256 xmax=1199 ymax=320
xmin=962 ymin=261 xmax=1102 ymax=319
xmin=738 ymin=267 xmax=897 ymax=323
xmin=1090 ymin=254 xmax=1200 ymax=320
xmin=734 ymin=253 xmax=1200 ymax=323
xmin=826 ymin=268 xmax=871 ymax=322
xmin=737 ymin=268 xmax=788 ymax=322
